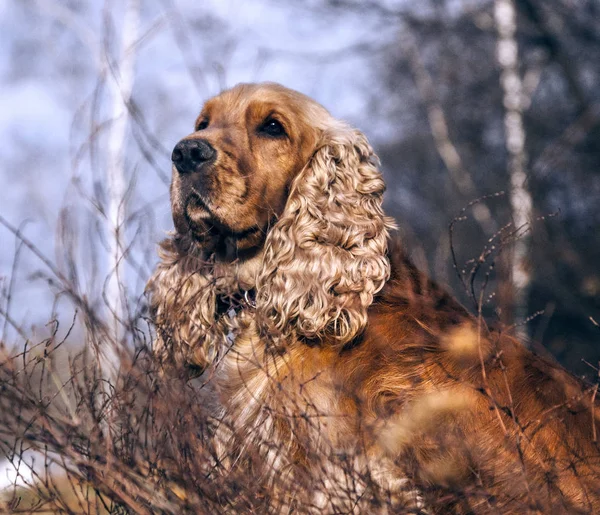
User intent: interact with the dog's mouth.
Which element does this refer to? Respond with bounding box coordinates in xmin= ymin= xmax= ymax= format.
xmin=185 ymin=194 xmax=212 ymax=225
xmin=184 ymin=194 xmax=263 ymax=244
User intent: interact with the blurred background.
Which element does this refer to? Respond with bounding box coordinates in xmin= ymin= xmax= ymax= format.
xmin=0 ymin=0 xmax=599 ymax=378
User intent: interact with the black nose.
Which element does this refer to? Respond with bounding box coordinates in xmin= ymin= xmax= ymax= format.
xmin=171 ymin=139 xmax=216 ymax=174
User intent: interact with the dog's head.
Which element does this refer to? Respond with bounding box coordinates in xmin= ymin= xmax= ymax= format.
xmin=170 ymin=82 xmax=329 ymax=258
xmin=153 ymin=82 xmax=392 ymax=366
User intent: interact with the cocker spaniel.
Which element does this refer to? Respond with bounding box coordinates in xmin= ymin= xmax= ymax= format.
xmin=147 ymin=82 xmax=600 ymax=513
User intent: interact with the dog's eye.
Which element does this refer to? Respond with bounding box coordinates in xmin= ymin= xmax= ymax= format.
xmin=259 ymin=118 xmax=286 ymax=138
xmin=196 ymin=119 xmax=209 ymax=131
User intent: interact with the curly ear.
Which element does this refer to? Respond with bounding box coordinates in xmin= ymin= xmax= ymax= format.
xmin=146 ymin=237 xmax=219 ymax=373
xmin=256 ymin=123 xmax=394 ymax=345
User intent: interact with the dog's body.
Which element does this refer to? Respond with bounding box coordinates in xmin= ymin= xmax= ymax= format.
xmin=148 ymin=83 xmax=600 ymax=513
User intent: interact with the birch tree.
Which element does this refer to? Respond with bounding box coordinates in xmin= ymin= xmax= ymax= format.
xmin=494 ymin=0 xmax=533 ymax=339
xmin=104 ymin=0 xmax=140 ymax=370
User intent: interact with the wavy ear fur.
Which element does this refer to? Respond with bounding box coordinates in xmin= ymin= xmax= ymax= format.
xmin=256 ymin=123 xmax=394 ymax=345
xmin=146 ymin=236 xmax=243 ymax=373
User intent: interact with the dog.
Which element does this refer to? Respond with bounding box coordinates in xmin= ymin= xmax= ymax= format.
xmin=147 ymin=82 xmax=600 ymax=513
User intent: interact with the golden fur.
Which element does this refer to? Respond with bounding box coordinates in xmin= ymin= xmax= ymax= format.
xmin=147 ymin=82 xmax=600 ymax=513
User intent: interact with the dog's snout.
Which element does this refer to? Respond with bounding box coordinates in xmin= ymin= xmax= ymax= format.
xmin=171 ymin=139 xmax=216 ymax=174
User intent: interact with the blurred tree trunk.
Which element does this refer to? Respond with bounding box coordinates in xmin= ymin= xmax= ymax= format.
xmin=105 ymin=0 xmax=140 ymax=369
xmin=494 ymin=0 xmax=533 ymax=339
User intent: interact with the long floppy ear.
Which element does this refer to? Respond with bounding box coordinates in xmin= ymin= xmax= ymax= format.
xmin=146 ymin=236 xmax=220 ymax=373
xmin=256 ymin=123 xmax=394 ymax=345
